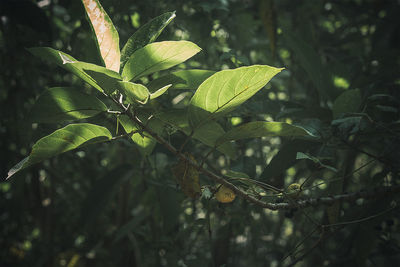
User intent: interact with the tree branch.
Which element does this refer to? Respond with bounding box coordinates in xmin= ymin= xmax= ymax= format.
xmin=111 ymin=97 xmax=400 ymax=210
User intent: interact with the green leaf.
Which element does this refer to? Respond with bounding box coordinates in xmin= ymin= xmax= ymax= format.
xmin=193 ymin=122 xmax=236 ymax=158
xmin=216 ymin=121 xmax=313 ymax=145
xmin=120 ymin=11 xmax=176 ymax=70
xmin=6 ymin=123 xmax=112 ymax=179
xmin=30 ymin=87 xmax=107 ymax=123
xmin=118 ymin=115 xmax=162 ymax=156
xmin=259 ymin=140 xmax=316 ymax=181
xmin=61 ymin=57 xmax=122 ymax=94
xmin=155 ymin=110 xmax=190 ymax=133
xmin=332 ymin=89 xmax=362 ymax=119
xmin=147 ymin=69 xmax=216 ymax=91
xmin=188 ymin=65 xmax=283 ymax=129
xmin=116 ymin=81 xmax=150 ymax=104
xmin=121 ymin=41 xmax=201 ymax=81
xmin=331 ymin=116 xmax=369 ymax=137
xmin=150 ymin=84 xmax=172 ymax=100
xmin=296 ymin=152 xmax=338 ymax=172
xmin=283 ymin=31 xmax=336 ymax=100
xmin=155 ymin=110 xmax=236 ymax=157
xmin=29 ymin=47 xmax=122 ymax=93
xmin=82 ymin=0 xmax=120 ymax=72
xmin=29 ymin=47 xmax=103 ymax=92
xmin=224 ymin=170 xmax=250 ymax=179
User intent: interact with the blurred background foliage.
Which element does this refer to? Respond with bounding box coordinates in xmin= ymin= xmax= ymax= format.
xmin=1 ymin=0 xmax=400 ymax=266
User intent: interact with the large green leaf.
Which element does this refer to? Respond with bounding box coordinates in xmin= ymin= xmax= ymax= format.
xmin=188 ymin=65 xmax=283 ymax=129
xmin=82 ymin=0 xmax=120 ymax=72
xmin=283 ymin=31 xmax=336 ymax=100
xmin=29 ymin=47 xmax=102 ymax=92
xmin=147 ymin=69 xmax=216 ymax=91
xmin=61 ymin=57 xmax=122 ymax=94
xmin=30 ymin=87 xmax=107 ymax=123
xmin=120 ymin=11 xmax=176 ymax=70
xmin=332 ymin=89 xmax=362 ymax=119
xmin=116 ymin=81 xmax=150 ymax=104
xmin=29 ymin=47 xmax=122 ymax=93
xmin=216 ymin=121 xmax=313 ymax=145
xmin=121 ymin=41 xmax=201 ymax=81
xmin=6 ymin=123 xmax=112 ymax=179
xmin=259 ymin=140 xmax=316 ymax=181
xmin=155 ymin=110 xmax=236 ymax=157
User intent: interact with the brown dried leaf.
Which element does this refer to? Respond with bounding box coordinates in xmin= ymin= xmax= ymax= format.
xmin=172 ymin=154 xmax=201 ymax=199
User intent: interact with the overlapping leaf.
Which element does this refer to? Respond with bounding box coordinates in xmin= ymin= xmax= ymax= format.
xmin=188 ymin=65 xmax=283 ymax=128
xmin=29 ymin=47 xmax=122 ymax=93
xmin=30 ymin=87 xmax=107 ymax=123
xmin=6 ymin=123 xmax=112 ymax=179
xmin=118 ymin=115 xmax=164 ymax=156
xmin=121 ymin=41 xmax=201 ymax=81
xmin=120 ymin=11 xmax=176 ymax=69
xmin=147 ymin=69 xmax=215 ymax=91
xmin=332 ymin=89 xmax=361 ymax=119
xmin=216 ymin=121 xmax=313 ymax=145
xmin=29 ymin=47 xmax=102 ymax=92
xmin=155 ymin=110 xmax=236 ymax=158
xmin=61 ymin=57 xmax=122 ymax=94
xmin=82 ymin=0 xmax=120 ymax=72
xmin=116 ymin=81 xmax=150 ymax=104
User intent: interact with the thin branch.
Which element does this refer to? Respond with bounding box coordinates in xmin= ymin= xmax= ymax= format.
xmin=286 ymin=203 xmax=397 ymax=266
xmin=109 ymin=130 xmax=137 ymax=141
xmin=323 ymin=204 xmax=396 ymax=227
xmin=283 ymin=226 xmax=320 ymax=262
xmin=109 ymin=96 xmax=400 ymax=210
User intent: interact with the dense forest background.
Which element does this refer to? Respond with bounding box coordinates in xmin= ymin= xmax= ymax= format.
xmin=1 ymin=0 xmax=400 ymax=266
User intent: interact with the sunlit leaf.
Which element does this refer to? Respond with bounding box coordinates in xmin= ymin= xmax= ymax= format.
xmin=30 ymin=87 xmax=107 ymax=123
xmin=122 ymin=41 xmax=201 ymax=81
xmin=150 ymin=84 xmax=172 ymax=100
xmin=82 ymin=0 xmax=120 ymax=72
xmin=120 ymin=11 xmax=176 ymax=69
xmin=29 ymin=47 xmax=122 ymax=93
xmin=65 ymin=60 xmax=122 ymax=94
xmin=216 ymin=121 xmax=313 ymax=145
xmin=6 ymin=123 xmax=112 ymax=179
xmin=188 ymin=65 xmax=283 ymax=129
xmin=116 ymin=81 xmax=150 ymax=104
xmin=29 ymin=47 xmax=103 ymax=92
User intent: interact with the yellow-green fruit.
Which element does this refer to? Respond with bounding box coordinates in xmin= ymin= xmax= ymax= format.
xmin=286 ymin=183 xmax=302 ymax=199
xmin=215 ymin=185 xmax=236 ymax=203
